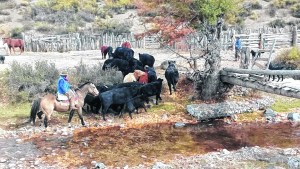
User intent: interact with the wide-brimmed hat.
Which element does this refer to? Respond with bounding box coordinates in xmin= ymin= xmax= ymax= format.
xmin=60 ymin=71 xmax=68 ymax=76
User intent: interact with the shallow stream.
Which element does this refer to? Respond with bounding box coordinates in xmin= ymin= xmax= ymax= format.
xmin=32 ymin=121 xmax=300 ymax=168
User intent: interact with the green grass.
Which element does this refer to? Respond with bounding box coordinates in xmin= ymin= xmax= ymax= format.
xmin=0 ymin=103 xmax=30 ymax=127
xmin=271 ymin=98 xmax=300 ymax=112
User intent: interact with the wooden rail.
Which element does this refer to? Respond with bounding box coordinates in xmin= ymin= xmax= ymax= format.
xmin=222 ymin=68 xmax=300 ymax=76
xmin=220 ymin=73 xmax=300 ymax=99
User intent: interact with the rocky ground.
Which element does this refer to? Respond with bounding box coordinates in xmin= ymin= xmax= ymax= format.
xmin=0 ymin=48 xmax=300 ymax=169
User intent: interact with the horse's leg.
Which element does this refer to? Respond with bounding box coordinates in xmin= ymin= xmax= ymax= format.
xmin=68 ymin=110 xmax=75 ymax=128
xmin=12 ymin=47 xmax=16 ymax=55
xmin=9 ymin=47 xmax=12 ymax=55
xmin=44 ymin=115 xmax=48 ymax=128
xmin=77 ymin=108 xmax=86 ymax=126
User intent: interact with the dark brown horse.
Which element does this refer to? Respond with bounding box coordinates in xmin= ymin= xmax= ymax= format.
xmin=2 ymin=38 xmax=24 ymax=55
xmin=30 ymin=82 xmax=99 ymax=129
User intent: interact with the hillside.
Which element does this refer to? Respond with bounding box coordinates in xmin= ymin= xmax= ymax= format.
xmin=0 ymin=0 xmax=300 ymax=37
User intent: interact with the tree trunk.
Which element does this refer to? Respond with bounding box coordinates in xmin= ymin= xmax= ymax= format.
xmin=195 ymin=39 xmax=223 ymax=100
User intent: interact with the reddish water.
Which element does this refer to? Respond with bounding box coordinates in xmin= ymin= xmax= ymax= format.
xmin=33 ymin=122 xmax=300 ymax=168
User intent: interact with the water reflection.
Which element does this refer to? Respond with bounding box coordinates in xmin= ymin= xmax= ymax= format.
xmin=36 ymin=122 xmax=300 ymax=168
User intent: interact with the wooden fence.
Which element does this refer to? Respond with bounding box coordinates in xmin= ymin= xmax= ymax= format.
xmin=23 ymin=26 xmax=300 ymax=53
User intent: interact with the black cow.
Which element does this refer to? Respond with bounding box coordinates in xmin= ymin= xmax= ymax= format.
xmin=99 ymin=85 xmax=141 ymax=121
xmin=139 ymin=53 xmax=155 ymax=67
xmin=85 ymin=82 xmax=143 ymax=113
xmin=102 ymin=58 xmax=130 ymax=76
xmin=129 ymin=58 xmax=144 ymax=72
xmin=0 ymin=55 xmax=5 ymax=64
xmin=113 ymin=47 xmax=134 ymax=61
xmin=165 ymin=61 xmax=179 ymax=95
xmin=84 ymin=85 xmax=111 ymax=113
xmin=250 ymin=49 xmax=262 ymax=59
xmin=268 ymin=62 xmax=285 ymax=82
xmin=139 ymin=78 xmax=163 ymax=105
xmin=146 ymin=66 xmax=157 ymax=83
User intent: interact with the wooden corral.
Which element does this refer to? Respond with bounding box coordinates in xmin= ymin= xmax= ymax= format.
xmin=23 ymin=26 xmax=300 ymax=53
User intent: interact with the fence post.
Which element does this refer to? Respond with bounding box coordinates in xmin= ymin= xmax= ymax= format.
xmin=292 ymin=26 xmax=297 ymax=46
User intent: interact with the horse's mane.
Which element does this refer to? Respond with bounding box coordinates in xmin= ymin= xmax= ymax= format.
xmin=76 ymin=82 xmax=91 ymax=90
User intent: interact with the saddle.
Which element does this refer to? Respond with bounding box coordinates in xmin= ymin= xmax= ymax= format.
xmin=56 ymin=93 xmax=79 ymax=104
xmin=57 ymin=93 xmax=69 ymax=102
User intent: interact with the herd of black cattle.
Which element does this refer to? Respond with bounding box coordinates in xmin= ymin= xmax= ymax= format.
xmin=84 ymin=46 xmax=179 ymax=120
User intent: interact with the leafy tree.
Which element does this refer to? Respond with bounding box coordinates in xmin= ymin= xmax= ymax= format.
xmin=136 ymin=0 xmax=243 ymax=100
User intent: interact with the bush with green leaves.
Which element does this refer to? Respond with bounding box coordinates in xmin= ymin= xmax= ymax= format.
xmin=93 ymin=18 xmax=132 ymax=34
xmin=291 ymin=3 xmax=300 ymax=18
xmin=6 ymin=60 xmax=123 ymax=103
xmin=35 ymin=22 xmax=54 ymax=32
xmin=273 ymin=46 xmax=300 ymax=69
xmin=272 ymin=0 xmax=298 ymax=8
xmin=71 ymin=59 xmax=123 ymax=86
xmin=8 ymin=61 xmax=59 ymax=103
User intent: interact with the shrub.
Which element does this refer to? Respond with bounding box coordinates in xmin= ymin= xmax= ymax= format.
xmin=249 ymin=12 xmax=258 ymax=20
xmin=35 ymin=22 xmax=53 ymax=32
xmin=268 ymin=4 xmax=277 ymax=17
xmin=93 ymin=18 xmax=132 ymax=34
xmin=8 ymin=61 xmax=59 ymax=103
xmin=71 ymin=59 xmax=123 ymax=85
xmin=5 ymin=60 xmax=123 ymax=103
xmin=268 ymin=19 xmax=286 ymax=28
xmin=250 ymin=1 xmax=262 ymax=9
xmin=291 ymin=3 xmax=300 ymax=18
xmin=20 ymin=1 xmax=29 ymax=7
xmin=273 ymin=0 xmax=298 ymax=8
xmin=77 ymin=11 xmax=95 ymax=22
xmin=274 ymin=46 xmax=300 ymax=69
xmin=10 ymin=27 xmax=23 ymax=39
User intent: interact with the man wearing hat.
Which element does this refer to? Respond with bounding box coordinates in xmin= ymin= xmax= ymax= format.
xmin=235 ymin=35 xmax=242 ymax=61
xmin=57 ymin=71 xmax=77 ymax=110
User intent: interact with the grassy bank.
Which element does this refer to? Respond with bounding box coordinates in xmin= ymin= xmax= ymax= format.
xmin=0 ymin=103 xmax=30 ymax=128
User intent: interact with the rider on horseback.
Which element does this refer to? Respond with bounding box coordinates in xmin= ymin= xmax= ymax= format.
xmin=57 ymin=71 xmax=78 ymax=110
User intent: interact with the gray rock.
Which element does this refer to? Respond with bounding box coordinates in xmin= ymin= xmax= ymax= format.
xmin=174 ymin=122 xmax=185 ymax=128
xmin=0 ymin=158 xmax=7 ymax=163
xmin=287 ymin=157 xmax=300 ymax=169
xmin=186 ymin=97 xmax=274 ymax=120
xmin=95 ymin=162 xmax=106 ymax=169
xmin=152 ymin=162 xmax=173 ymax=169
xmin=264 ymin=108 xmax=277 ymax=117
xmin=287 ymin=113 xmax=300 ymax=121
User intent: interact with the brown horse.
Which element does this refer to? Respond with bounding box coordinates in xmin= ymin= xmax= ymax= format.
xmin=2 ymin=38 xmax=24 ymax=55
xmin=30 ymin=82 xmax=99 ymax=129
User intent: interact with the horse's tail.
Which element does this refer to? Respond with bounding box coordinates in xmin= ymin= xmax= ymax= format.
xmin=30 ymin=98 xmax=41 ymax=125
